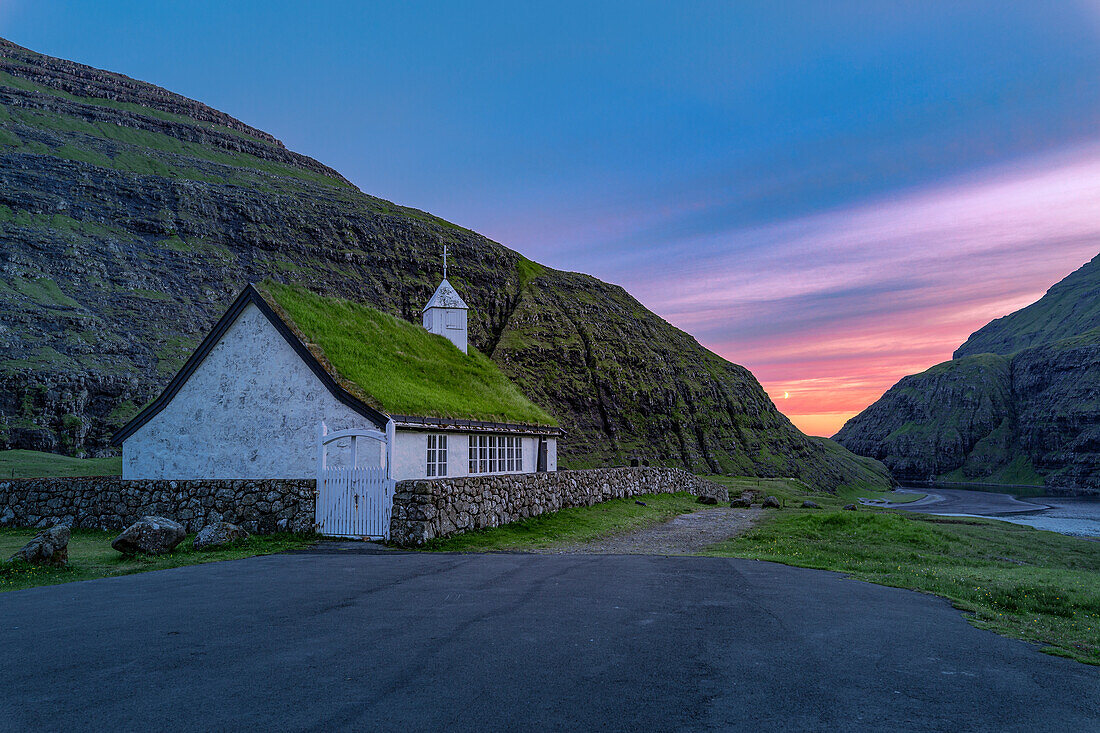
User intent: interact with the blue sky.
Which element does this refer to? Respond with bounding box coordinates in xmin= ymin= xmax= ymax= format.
xmin=5 ymin=1 xmax=1100 ymax=433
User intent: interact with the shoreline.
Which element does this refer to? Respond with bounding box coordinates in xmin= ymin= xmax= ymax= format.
xmin=899 ymin=479 xmax=1099 ymax=499
xmin=886 ymin=487 xmax=1100 ymax=539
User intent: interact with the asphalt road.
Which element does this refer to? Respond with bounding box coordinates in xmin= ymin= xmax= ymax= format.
xmin=2 ymin=548 xmax=1097 ymax=732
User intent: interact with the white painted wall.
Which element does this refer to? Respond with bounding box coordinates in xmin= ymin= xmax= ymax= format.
xmin=392 ymin=431 xmax=433 ymax=480
xmin=423 ymin=306 xmax=467 ymax=353
xmin=122 ymin=303 xmax=382 ymax=479
xmin=391 ymin=431 xmax=557 ymax=480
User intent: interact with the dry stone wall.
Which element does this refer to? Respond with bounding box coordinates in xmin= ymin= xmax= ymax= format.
xmin=390 ymin=467 xmax=728 ymax=546
xmin=1 ymin=468 xmax=727 ymax=544
xmin=0 ymin=477 xmax=315 ymax=534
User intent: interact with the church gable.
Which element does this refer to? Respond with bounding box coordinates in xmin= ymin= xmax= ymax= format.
xmin=113 ymin=286 xmax=387 ymax=447
xmin=120 ymin=300 xmax=382 ymax=479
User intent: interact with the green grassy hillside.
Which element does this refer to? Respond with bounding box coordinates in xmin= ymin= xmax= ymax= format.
xmin=0 ymin=449 xmax=121 ymax=478
xmin=955 ymin=254 xmax=1100 ymax=358
xmin=0 ymin=37 xmax=887 ymax=490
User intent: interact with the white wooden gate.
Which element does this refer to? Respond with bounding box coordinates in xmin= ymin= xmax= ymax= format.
xmin=315 ymin=422 xmax=396 ymax=539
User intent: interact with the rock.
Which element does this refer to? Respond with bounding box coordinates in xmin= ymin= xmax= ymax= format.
xmin=193 ymin=521 xmax=249 ymax=550
xmin=762 ymin=496 xmax=781 ymax=508
xmin=801 ymin=500 xmax=820 ymax=509
xmin=111 ymin=516 xmax=185 ymax=555
xmin=634 ymin=500 xmax=647 ymax=507
xmin=696 ymin=495 xmax=718 ymax=505
xmin=0 ymin=506 xmax=14 ymax=526
xmin=9 ymin=524 xmax=70 ymax=566
xmin=730 ymin=496 xmax=753 ymax=508
xmin=843 ymin=504 xmax=857 ymax=511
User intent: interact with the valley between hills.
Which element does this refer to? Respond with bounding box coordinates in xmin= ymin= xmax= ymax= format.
xmin=835 ymin=253 xmax=1100 ymax=493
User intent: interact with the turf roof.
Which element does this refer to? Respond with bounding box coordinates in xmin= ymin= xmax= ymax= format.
xmin=258 ymin=281 xmax=557 ymax=426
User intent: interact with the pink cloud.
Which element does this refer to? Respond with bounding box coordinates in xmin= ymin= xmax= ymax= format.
xmin=663 ymin=145 xmax=1100 ymax=434
xmin=586 ymin=144 xmax=1100 ymax=435
xmin=494 ymin=142 xmax=1100 ymax=436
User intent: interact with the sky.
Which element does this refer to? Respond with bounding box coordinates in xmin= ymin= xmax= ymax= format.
xmin=4 ymin=1 xmax=1100 ymax=435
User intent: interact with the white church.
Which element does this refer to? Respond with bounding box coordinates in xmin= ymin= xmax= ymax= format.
xmin=112 ymin=256 xmax=560 ymax=487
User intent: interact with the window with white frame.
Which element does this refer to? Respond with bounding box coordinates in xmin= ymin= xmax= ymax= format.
xmin=427 ymin=434 xmax=448 ymax=477
xmin=468 ymin=435 xmax=522 ymax=474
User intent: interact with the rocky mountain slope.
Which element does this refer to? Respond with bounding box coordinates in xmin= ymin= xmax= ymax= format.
xmin=955 ymin=255 xmax=1100 ymax=358
xmin=835 ymin=254 xmax=1100 ymax=489
xmin=0 ymin=38 xmax=888 ymax=490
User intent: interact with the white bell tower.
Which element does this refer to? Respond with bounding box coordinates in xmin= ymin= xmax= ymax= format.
xmin=422 ymin=244 xmax=469 ymax=353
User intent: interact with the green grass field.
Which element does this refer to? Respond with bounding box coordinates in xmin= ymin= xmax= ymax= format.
xmin=0 ymin=528 xmax=314 ymax=592
xmin=0 ymin=449 xmax=122 ymax=478
xmin=701 ymin=475 xmax=924 ymax=506
xmin=426 ymin=492 xmax=705 ymax=552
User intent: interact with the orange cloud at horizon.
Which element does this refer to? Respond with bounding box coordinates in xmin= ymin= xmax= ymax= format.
xmin=779 ymin=412 xmax=859 ymax=438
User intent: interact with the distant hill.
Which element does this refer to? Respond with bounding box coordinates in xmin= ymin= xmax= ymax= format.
xmin=954 ymin=255 xmax=1100 ymax=358
xmin=0 ymin=38 xmax=888 ymax=490
xmin=835 ymin=254 xmax=1100 ymax=489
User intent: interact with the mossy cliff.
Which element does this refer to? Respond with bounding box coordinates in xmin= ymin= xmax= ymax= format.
xmin=0 ymin=38 xmax=887 ymax=490
xmin=835 ymin=254 xmax=1100 ymax=490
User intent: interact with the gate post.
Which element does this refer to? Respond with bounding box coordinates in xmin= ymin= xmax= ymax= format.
xmin=316 ymin=420 xmax=328 ymax=491
xmin=385 ymin=419 xmax=396 ymax=481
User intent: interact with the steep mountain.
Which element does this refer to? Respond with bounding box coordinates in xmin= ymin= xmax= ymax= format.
xmin=835 ymin=254 xmax=1100 ymax=489
xmin=0 ymin=38 xmax=888 ymax=490
xmin=955 ymin=255 xmax=1100 ymax=358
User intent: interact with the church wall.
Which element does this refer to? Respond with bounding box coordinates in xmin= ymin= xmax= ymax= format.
xmin=392 ymin=431 xmax=556 ymax=480
xmin=122 ymin=303 xmax=380 ymax=480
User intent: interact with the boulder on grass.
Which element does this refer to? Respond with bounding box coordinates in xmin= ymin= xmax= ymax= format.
xmin=696 ymin=495 xmax=718 ymax=505
xmin=9 ymin=525 xmax=70 ymax=567
xmin=112 ymin=516 xmax=185 ymax=555
xmin=730 ymin=496 xmax=753 ymax=508
xmin=801 ymin=500 xmax=820 ymax=509
xmin=843 ymin=504 xmax=858 ymax=511
xmin=193 ymin=521 xmax=249 ymax=550
xmin=762 ymin=496 xmax=781 ymax=509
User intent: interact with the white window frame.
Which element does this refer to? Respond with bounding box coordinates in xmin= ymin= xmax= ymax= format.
xmin=427 ymin=434 xmax=448 ymax=477
xmin=468 ymin=434 xmax=523 ymax=475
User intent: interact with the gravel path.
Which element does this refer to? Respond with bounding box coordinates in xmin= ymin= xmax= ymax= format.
xmin=533 ymin=506 xmax=764 ymax=555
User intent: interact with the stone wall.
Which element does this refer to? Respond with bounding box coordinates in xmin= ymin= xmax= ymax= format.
xmin=1 ymin=467 xmax=727 ymax=544
xmin=390 ymin=467 xmax=728 ymax=546
xmin=0 ymin=477 xmax=315 ymax=533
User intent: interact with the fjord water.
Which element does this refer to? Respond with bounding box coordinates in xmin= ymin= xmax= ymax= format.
xmin=895 ymin=487 xmax=1100 ymax=538
xmin=998 ymin=496 xmax=1100 ymax=538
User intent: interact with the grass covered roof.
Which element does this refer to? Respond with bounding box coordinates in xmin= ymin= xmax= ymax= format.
xmin=258 ymin=281 xmax=556 ymax=426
